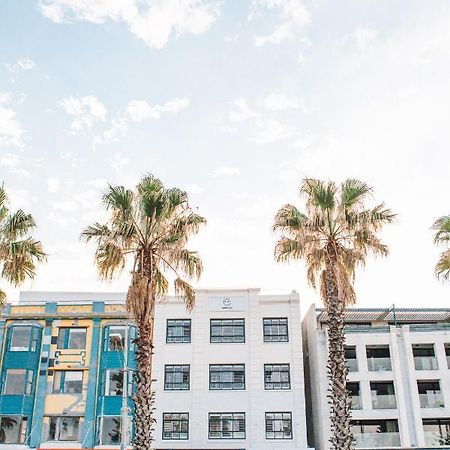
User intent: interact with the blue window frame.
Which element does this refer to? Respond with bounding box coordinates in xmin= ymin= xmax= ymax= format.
xmin=2 ymin=369 xmax=34 ymax=396
xmin=7 ymin=326 xmax=40 ymax=352
xmin=103 ymin=325 xmax=136 ymax=352
xmin=57 ymin=328 xmax=86 ymax=350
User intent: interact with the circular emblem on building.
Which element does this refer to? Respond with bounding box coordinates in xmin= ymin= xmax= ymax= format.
xmin=223 ymin=298 xmax=231 ymax=307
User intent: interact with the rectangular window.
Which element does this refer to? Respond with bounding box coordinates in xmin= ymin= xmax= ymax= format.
xmin=164 ymin=365 xmax=190 ymax=390
xmin=345 ymin=346 xmax=358 ymax=372
xmin=57 ymin=328 xmax=86 ymax=350
xmin=423 ymin=419 xmax=450 ymax=446
xmin=3 ymin=369 xmax=26 ymax=395
xmin=9 ymin=327 xmax=31 ymax=352
xmin=107 ymin=326 xmax=126 ymax=351
xmin=370 ymin=382 xmax=396 ymax=409
xmin=52 ymin=371 xmax=83 ymax=394
xmin=210 ymin=319 xmax=245 ymax=343
xmin=48 ymin=417 xmax=80 ymax=441
xmin=0 ymin=416 xmax=27 ymax=444
xmin=413 ymin=344 xmax=439 ymax=370
xmin=352 ymin=419 xmax=400 ymax=448
xmin=265 ymin=412 xmax=292 ymax=439
xmin=166 ymin=320 xmax=191 ymax=343
xmin=418 ymin=380 xmax=444 ymax=408
xmin=348 ymin=382 xmax=361 ymax=410
xmin=99 ymin=416 xmax=122 ymax=445
xmin=209 ymin=364 xmax=245 ymax=390
xmin=264 ymin=364 xmax=290 ymax=390
xmin=208 ymin=412 xmax=245 ymax=439
xmin=263 ymin=318 xmax=288 ymax=342
xmin=366 ymin=345 xmax=391 ymax=372
xmin=104 ymin=369 xmax=131 ymax=397
xmin=162 ymin=413 xmax=189 ymax=440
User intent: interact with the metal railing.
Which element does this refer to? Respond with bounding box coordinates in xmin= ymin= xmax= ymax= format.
xmin=372 ymin=394 xmax=397 ymax=409
xmin=419 ymin=392 xmax=445 ymax=408
xmin=414 ymin=356 xmax=439 ymax=370
xmin=367 ymin=357 xmax=392 ymax=372
xmin=351 ymin=395 xmax=362 ymax=410
xmin=353 ymin=431 xmax=401 ymax=447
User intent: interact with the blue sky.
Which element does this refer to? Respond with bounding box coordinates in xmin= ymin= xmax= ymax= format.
xmin=1 ymin=0 xmax=450 ymax=309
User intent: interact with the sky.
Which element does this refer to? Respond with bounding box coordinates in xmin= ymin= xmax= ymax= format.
xmin=0 ymin=0 xmax=449 ymax=310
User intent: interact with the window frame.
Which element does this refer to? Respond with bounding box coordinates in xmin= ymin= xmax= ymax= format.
xmin=52 ymin=370 xmax=84 ymax=394
xmin=264 ymin=363 xmax=291 ymax=390
xmin=166 ymin=319 xmax=192 ymax=344
xmin=56 ymin=327 xmax=87 ymax=350
xmin=265 ymin=412 xmax=293 ymax=440
xmin=209 ymin=364 xmax=245 ymax=390
xmin=8 ymin=326 xmax=32 ymax=352
xmin=164 ymin=365 xmax=190 ymax=391
xmin=2 ymin=369 xmax=33 ymax=396
xmin=47 ymin=416 xmax=80 ymax=442
xmin=0 ymin=416 xmax=28 ymax=444
xmin=263 ymin=318 xmax=289 ymax=343
xmin=208 ymin=412 xmax=246 ymax=440
xmin=97 ymin=416 xmax=126 ymax=445
xmin=162 ymin=412 xmax=189 ymax=440
xmin=210 ymin=319 xmax=245 ymax=343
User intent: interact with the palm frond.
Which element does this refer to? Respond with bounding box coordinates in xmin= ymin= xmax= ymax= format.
xmin=2 ymin=210 xmax=36 ymax=241
xmin=0 ymin=288 xmax=6 ymax=305
xmin=81 ymin=223 xmax=112 ymax=243
xmin=174 ymin=278 xmax=196 ymax=311
xmin=94 ymin=242 xmax=126 ymax=280
xmin=436 ymin=249 xmax=450 ymax=281
xmin=340 ymin=179 xmax=372 ymax=210
xmin=433 ymin=215 xmax=450 ymax=245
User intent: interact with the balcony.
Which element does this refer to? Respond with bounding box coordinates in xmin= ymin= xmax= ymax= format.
xmin=414 ymin=356 xmax=439 ymax=370
xmin=346 ymin=359 xmax=358 ymax=372
xmin=367 ymin=357 xmax=392 ymax=372
xmin=372 ymin=394 xmax=397 ymax=410
xmin=424 ymin=431 xmax=450 ymax=446
xmin=351 ymin=395 xmax=362 ymax=410
xmin=419 ymin=392 xmax=445 ymax=408
xmin=353 ymin=432 xmax=401 ymax=448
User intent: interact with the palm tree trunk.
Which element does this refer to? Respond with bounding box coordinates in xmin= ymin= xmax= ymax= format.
xmin=324 ymin=265 xmax=353 ymax=450
xmin=133 ymin=319 xmax=156 ymax=450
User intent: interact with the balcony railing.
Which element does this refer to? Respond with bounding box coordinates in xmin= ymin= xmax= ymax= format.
xmin=414 ymin=356 xmax=439 ymax=370
xmin=419 ymin=392 xmax=445 ymax=408
xmin=372 ymin=394 xmax=397 ymax=409
xmin=424 ymin=431 xmax=450 ymax=447
xmin=353 ymin=431 xmax=401 ymax=448
xmin=351 ymin=395 xmax=362 ymax=410
xmin=367 ymin=357 xmax=392 ymax=372
xmin=447 ymin=355 xmax=450 ymax=369
xmin=346 ymin=359 xmax=358 ymax=372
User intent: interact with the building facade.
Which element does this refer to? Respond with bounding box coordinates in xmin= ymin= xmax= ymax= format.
xmin=303 ymin=304 xmax=450 ymax=450
xmin=0 ymin=289 xmax=309 ymax=450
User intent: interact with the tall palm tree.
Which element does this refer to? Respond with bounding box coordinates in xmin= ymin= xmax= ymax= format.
xmin=432 ymin=215 xmax=450 ymax=280
xmin=81 ymin=174 xmax=206 ymax=450
xmin=273 ymin=178 xmax=394 ymax=450
xmin=0 ymin=185 xmax=46 ymax=303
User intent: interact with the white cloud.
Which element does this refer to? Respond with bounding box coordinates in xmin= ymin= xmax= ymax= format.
xmin=60 ymin=96 xmax=107 ymax=132
xmin=228 ymin=98 xmax=258 ymax=123
xmin=252 ymin=118 xmax=296 ymax=144
xmin=184 ymin=183 xmax=204 ymax=195
xmin=5 ymin=58 xmax=36 ymax=73
xmin=0 ymin=153 xmax=29 ymax=176
xmin=211 ymin=166 xmax=240 ymax=177
xmin=110 ymin=152 xmax=129 ymax=172
xmin=0 ymin=99 xmax=26 ymax=147
xmin=251 ymin=0 xmax=310 ymax=46
xmin=38 ymin=0 xmax=220 ymax=50
xmin=264 ymin=93 xmax=304 ymax=111
xmin=354 ymin=27 xmax=377 ymax=49
xmin=47 ymin=177 xmax=61 ymax=193
xmin=6 ymin=187 xmax=34 ymax=209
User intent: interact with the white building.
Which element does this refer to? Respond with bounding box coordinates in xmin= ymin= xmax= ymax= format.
xmin=152 ymin=288 xmax=310 ymax=450
xmin=303 ymin=305 xmax=450 ymax=450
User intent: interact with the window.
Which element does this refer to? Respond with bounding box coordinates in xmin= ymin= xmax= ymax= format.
xmin=99 ymin=416 xmax=123 ymax=445
xmin=208 ymin=413 xmax=245 ymax=439
xmin=366 ymin=345 xmax=391 ymax=371
xmin=348 ymin=382 xmax=361 ymax=410
xmin=162 ymin=413 xmax=189 ymax=440
xmin=48 ymin=417 xmax=80 ymax=441
xmin=264 ymin=364 xmax=290 ymax=390
xmin=9 ymin=327 xmax=31 ymax=352
xmin=3 ymin=369 xmax=26 ymax=395
xmin=345 ymin=346 xmax=358 ymax=372
xmin=209 ymin=364 xmax=245 ymax=390
xmin=52 ymin=371 xmax=83 ymax=394
xmin=263 ymin=318 xmax=288 ymax=342
xmin=164 ymin=365 xmax=190 ymax=390
xmin=418 ymin=381 xmax=444 ymax=408
xmin=371 ymin=382 xmax=396 ymax=409
xmin=0 ymin=416 xmax=27 ymax=444
xmin=351 ymin=420 xmax=400 ymax=448
xmin=57 ymin=328 xmax=86 ymax=350
xmin=445 ymin=344 xmax=450 ymax=369
xmin=106 ymin=326 xmax=126 ymax=351
xmin=166 ymin=320 xmax=191 ymax=343
xmin=104 ymin=369 xmax=132 ymax=396
xmin=423 ymin=419 xmax=450 ymax=446
xmin=265 ymin=412 xmax=292 ymax=439
xmin=413 ymin=344 xmax=438 ymax=370
xmin=210 ymin=319 xmax=245 ymax=343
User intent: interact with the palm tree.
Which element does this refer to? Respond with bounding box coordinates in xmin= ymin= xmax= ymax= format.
xmin=81 ymin=174 xmax=206 ymax=450
xmin=273 ymin=178 xmax=394 ymax=450
xmin=0 ymin=185 xmax=46 ymax=303
xmin=432 ymin=215 xmax=450 ymax=280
